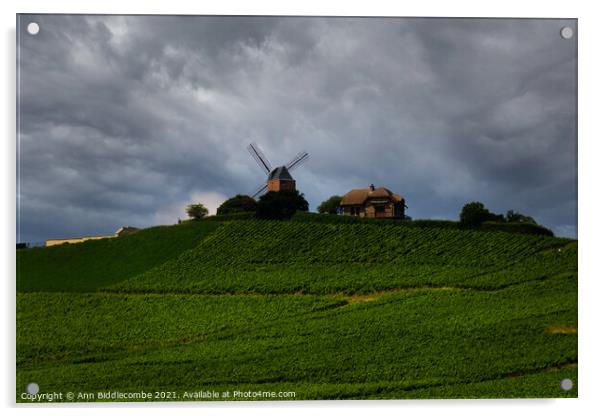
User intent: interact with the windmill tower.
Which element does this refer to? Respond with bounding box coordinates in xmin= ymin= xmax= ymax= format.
xmin=248 ymin=142 xmax=309 ymax=199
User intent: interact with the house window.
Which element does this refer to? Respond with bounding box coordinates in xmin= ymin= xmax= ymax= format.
xmin=351 ymin=206 xmax=361 ymax=216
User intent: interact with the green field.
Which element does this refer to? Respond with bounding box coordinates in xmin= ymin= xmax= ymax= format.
xmin=16 ymin=219 xmax=577 ymax=401
xmin=17 ymin=220 xmax=220 ymax=292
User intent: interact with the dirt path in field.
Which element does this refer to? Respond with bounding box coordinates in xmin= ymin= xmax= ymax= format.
xmin=331 ymin=286 xmax=468 ymax=305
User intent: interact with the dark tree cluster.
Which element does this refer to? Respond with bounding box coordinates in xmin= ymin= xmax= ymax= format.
xmin=317 ymin=195 xmax=342 ymax=214
xmin=460 ymin=202 xmax=541 ymax=228
xmin=217 ymin=194 xmax=257 ymax=215
xmin=459 ymin=202 xmax=503 ymax=227
xmin=505 ymin=209 xmax=537 ymax=225
xmin=256 ymin=190 xmax=309 ymax=220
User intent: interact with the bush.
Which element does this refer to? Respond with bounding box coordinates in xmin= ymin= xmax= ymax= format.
xmin=410 ymin=219 xmax=460 ymax=229
xmin=481 ymin=221 xmax=554 ymax=237
xmin=505 ymin=210 xmax=537 ymax=225
xmin=217 ymin=195 xmax=257 ymax=216
xmin=459 ymin=202 xmax=503 ymax=227
xmin=292 ymin=212 xmax=452 ymax=229
xmin=256 ymin=190 xmax=309 ymax=220
xmin=186 ymin=203 xmax=208 ymax=220
xmin=317 ymin=195 xmax=342 ymax=214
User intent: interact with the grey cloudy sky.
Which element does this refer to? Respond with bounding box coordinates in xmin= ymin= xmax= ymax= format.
xmin=17 ymin=15 xmax=577 ymax=242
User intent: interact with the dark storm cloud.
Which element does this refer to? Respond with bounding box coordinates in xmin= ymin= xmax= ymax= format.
xmin=17 ymin=15 xmax=577 ymax=241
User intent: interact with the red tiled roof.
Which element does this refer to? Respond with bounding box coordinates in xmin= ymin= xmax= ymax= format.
xmin=340 ymin=187 xmax=404 ymax=206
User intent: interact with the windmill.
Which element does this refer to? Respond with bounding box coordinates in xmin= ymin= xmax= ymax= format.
xmin=247 ymin=142 xmax=309 ymax=199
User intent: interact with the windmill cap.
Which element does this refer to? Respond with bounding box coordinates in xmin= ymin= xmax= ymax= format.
xmin=268 ymin=166 xmax=294 ymax=181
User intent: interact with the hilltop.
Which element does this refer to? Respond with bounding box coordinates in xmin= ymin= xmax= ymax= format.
xmin=112 ymin=219 xmax=574 ymax=294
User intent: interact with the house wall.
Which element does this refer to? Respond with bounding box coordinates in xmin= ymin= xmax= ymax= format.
xmin=342 ymin=205 xmax=365 ymax=216
xmin=46 ymin=235 xmax=114 ymax=247
xmin=342 ymin=201 xmax=402 ymax=218
xmin=365 ymin=201 xmax=395 ymax=218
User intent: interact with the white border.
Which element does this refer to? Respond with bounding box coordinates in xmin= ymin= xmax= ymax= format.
xmin=3 ymin=1 xmax=601 ymax=416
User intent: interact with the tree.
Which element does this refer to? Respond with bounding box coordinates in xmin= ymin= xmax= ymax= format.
xmin=459 ymin=201 xmax=503 ymax=227
xmin=505 ymin=210 xmax=537 ymax=225
xmin=256 ymin=190 xmax=309 ymax=220
xmin=186 ymin=203 xmax=208 ymax=220
xmin=217 ymin=194 xmax=257 ymax=215
xmin=317 ymin=195 xmax=342 ymax=214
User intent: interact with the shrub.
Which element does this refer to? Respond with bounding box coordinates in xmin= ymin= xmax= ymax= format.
xmin=186 ymin=203 xmax=208 ymax=220
xmin=317 ymin=195 xmax=342 ymax=214
xmin=481 ymin=221 xmax=554 ymax=237
xmin=291 ymin=212 xmax=452 ymax=229
xmin=217 ymin=195 xmax=257 ymax=216
xmin=459 ymin=202 xmax=503 ymax=227
xmin=256 ymin=190 xmax=309 ymax=220
xmin=505 ymin=210 xmax=537 ymax=225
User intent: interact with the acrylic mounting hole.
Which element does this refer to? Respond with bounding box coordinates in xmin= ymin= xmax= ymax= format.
xmin=26 ymin=382 xmax=39 ymax=394
xmin=560 ymin=27 xmax=573 ymax=40
xmin=27 ymin=22 xmax=40 ymax=35
xmin=560 ymin=378 xmax=573 ymax=391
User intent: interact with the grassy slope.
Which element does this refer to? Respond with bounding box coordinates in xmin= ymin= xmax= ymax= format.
xmin=17 ymin=292 xmax=343 ymax=366
xmin=112 ymin=221 xmax=574 ymax=294
xmin=17 ymin=221 xmax=220 ymax=292
xmin=16 ymin=219 xmax=578 ymax=401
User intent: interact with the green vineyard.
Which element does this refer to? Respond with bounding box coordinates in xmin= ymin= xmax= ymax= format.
xmin=16 ymin=218 xmax=578 ymax=401
xmin=17 ymin=220 xmax=220 ymax=292
xmin=112 ymin=220 xmax=575 ymax=294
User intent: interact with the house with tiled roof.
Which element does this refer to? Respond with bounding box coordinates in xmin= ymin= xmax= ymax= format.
xmin=340 ymin=184 xmax=406 ymax=218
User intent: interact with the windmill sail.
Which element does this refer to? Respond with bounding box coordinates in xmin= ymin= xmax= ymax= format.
xmin=285 ymin=151 xmax=309 ymax=172
xmin=247 ymin=142 xmax=272 ymax=174
xmin=251 ymin=182 xmax=268 ymax=198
